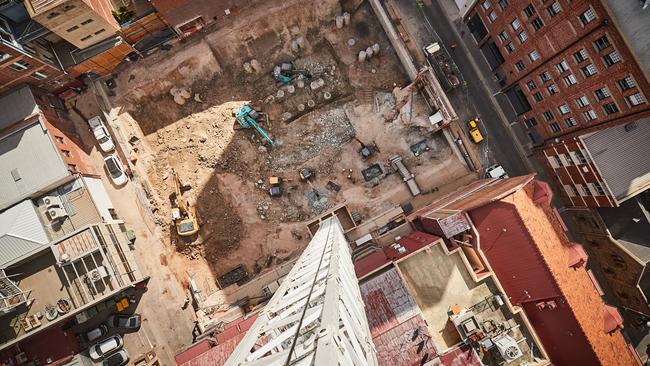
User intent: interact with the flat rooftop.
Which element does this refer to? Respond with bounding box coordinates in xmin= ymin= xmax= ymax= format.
xmin=394 ymin=238 xmax=542 ymax=364
xmin=0 ymin=223 xmax=142 ymax=347
xmin=34 ymin=178 xmax=103 ymax=241
xmin=602 ymin=0 xmax=650 ymax=78
xmin=0 ymin=120 xmax=70 ymax=210
xmin=598 ymin=193 xmax=650 ymax=262
xmin=581 ymin=119 xmax=650 ymax=203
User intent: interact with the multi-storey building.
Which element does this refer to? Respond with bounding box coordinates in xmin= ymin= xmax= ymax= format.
xmin=24 ymin=0 xmax=119 ymax=50
xmin=0 ymin=85 xmax=146 ymax=363
xmin=0 ymin=1 xmax=77 ymax=94
xmin=464 ymin=0 xmax=650 ymax=209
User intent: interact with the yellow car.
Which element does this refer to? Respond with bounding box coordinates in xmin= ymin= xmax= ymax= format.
xmin=469 ymin=128 xmax=484 ymax=143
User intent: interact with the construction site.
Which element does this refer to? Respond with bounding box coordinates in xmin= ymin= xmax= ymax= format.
xmin=72 ymin=0 xmax=474 ymax=298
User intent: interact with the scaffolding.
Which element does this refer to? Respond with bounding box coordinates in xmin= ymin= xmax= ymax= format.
xmin=225 ymin=217 xmax=377 ymax=366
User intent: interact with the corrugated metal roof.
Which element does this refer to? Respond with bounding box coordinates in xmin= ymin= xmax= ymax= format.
xmin=0 ymin=199 xmax=49 ymax=267
xmin=0 ymin=120 xmax=70 ymax=210
xmin=581 ymin=119 xmax=650 ymax=202
xmin=0 ymin=85 xmax=38 ymax=131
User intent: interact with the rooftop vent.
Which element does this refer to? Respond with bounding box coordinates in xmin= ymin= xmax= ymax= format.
xmin=624 ymin=122 xmax=638 ymax=132
xmin=10 ymin=168 xmax=20 ymax=182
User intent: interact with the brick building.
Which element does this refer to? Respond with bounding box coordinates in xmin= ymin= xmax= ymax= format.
xmin=466 ymin=0 xmax=649 ymax=144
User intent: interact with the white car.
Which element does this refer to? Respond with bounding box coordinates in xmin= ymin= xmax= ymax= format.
xmin=103 ymin=155 xmax=128 ymax=186
xmin=88 ymin=116 xmax=115 ymax=153
xmin=485 ymin=164 xmax=509 ymax=179
xmin=89 ymin=335 xmax=123 ymax=361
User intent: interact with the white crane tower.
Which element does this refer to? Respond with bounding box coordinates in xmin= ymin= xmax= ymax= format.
xmin=225 ymin=217 xmax=377 ymax=366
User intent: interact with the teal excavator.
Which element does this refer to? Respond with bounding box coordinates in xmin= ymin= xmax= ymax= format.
xmin=234 ymin=104 xmax=274 ymax=145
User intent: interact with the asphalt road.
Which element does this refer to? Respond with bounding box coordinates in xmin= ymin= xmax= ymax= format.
xmin=413 ymin=0 xmax=533 ymax=177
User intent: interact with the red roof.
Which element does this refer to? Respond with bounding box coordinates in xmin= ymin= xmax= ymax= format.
xmin=175 ymin=340 xmax=212 ymax=365
xmin=428 ymin=344 xmax=483 ymax=366
xmin=0 ymin=324 xmax=80 ymax=366
xmin=354 ymin=231 xmax=439 ymax=279
xmin=176 ymin=314 xmax=259 ymax=366
xmin=360 ymin=268 xmax=437 ymax=365
xmin=568 ymin=243 xmax=588 ymax=268
xmin=604 ymin=305 xmax=624 ymax=334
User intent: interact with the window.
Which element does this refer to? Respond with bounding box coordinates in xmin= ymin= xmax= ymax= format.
xmin=531 ymin=17 xmax=544 ymax=31
xmin=63 ymin=4 xmax=75 ymax=11
xmin=47 ymin=12 xmax=59 ymax=19
xmin=593 ymin=182 xmax=606 ymax=196
xmin=81 ymin=19 xmax=94 ymax=25
xmin=524 ymin=117 xmax=538 ymax=128
xmin=550 ymin=122 xmax=561 ymax=132
xmin=594 ymin=35 xmax=610 ymax=51
xmin=529 ymin=50 xmax=540 ymax=62
xmin=543 ymin=110 xmax=554 ymax=121
xmin=517 ymin=31 xmax=528 ymax=43
xmin=94 ymin=28 xmax=105 ymax=35
xmin=628 ymin=93 xmax=646 ymax=106
xmin=488 ymin=11 xmax=497 ymax=22
xmin=583 ymin=109 xmax=597 ymax=121
xmin=526 ymin=80 xmax=537 ymax=90
xmin=577 ymin=184 xmax=592 ymax=196
xmin=515 ymin=60 xmax=526 ymax=71
xmin=540 ymin=71 xmax=551 ymax=82
xmin=523 ymin=4 xmax=536 ymax=18
xmin=579 ymin=8 xmax=596 ymax=26
xmin=61 ymin=149 xmax=71 ymax=157
xmin=68 ymin=164 xmax=77 ymax=172
xmin=555 ymin=60 xmax=570 ymax=73
xmin=563 ymin=74 xmax=577 ymax=86
xmin=498 ymin=0 xmax=508 ymax=10
xmin=547 ymin=84 xmax=559 ymax=95
xmin=603 ymin=102 xmax=619 ymax=115
xmin=504 ymin=42 xmax=515 ymax=53
xmin=533 ymin=92 xmax=544 ymax=102
xmin=0 ymin=51 xmax=9 ymax=62
xmin=553 ymin=155 xmax=564 ymax=167
xmin=576 ymin=95 xmax=590 ymax=108
xmin=581 ymin=63 xmax=597 ymax=77
xmin=547 ymin=1 xmax=562 ymax=17
xmin=573 ymin=49 xmax=589 ymax=63
xmin=80 ymin=35 xmax=92 ymax=41
xmin=511 ymin=18 xmax=521 ymax=31
xmin=575 ymin=150 xmax=588 ymax=164
xmin=482 ymin=0 xmax=491 ymax=10
xmin=603 ymin=51 xmax=621 ymax=67
xmin=565 ymin=185 xmax=579 ymax=197
xmin=565 ymin=117 xmax=577 ymax=127
xmin=498 ymin=31 xmax=509 ymax=41
xmin=558 ymin=104 xmax=570 ymax=115
xmin=66 ymin=25 xmax=79 ymax=32
xmin=31 ymin=71 xmax=48 ymax=80
xmin=9 ymin=60 xmax=30 ymax=71
xmin=594 ymin=87 xmax=610 ymax=100
xmin=617 ymin=76 xmax=635 ymax=91
xmin=55 ymin=135 xmax=64 ymax=143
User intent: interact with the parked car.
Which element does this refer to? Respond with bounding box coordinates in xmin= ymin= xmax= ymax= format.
xmin=485 ymin=164 xmax=509 ymax=179
xmin=103 ymin=155 xmax=128 ymax=186
xmin=89 ymin=335 xmax=123 ymax=361
xmin=101 ymin=350 xmax=129 ymax=366
xmin=88 ymin=116 xmax=115 ymax=153
xmin=107 ymin=313 xmax=141 ymax=330
xmin=84 ymin=324 xmax=108 ymax=342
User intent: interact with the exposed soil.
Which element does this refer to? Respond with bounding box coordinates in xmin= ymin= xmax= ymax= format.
xmin=103 ymin=0 xmax=468 ymax=294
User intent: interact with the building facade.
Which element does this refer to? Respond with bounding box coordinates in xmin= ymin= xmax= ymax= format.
xmin=464 ymin=0 xmax=650 ymax=209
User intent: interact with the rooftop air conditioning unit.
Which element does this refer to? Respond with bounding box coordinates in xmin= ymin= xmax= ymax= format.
xmin=48 ymin=207 xmax=67 ymax=221
xmin=43 ymin=195 xmax=64 ymax=210
xmin=493 ymin=333 xmax=523 ymax=362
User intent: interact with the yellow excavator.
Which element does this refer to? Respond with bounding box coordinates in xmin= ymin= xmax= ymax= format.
xmin=171 ymin=170 xmax=200 ymax=236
